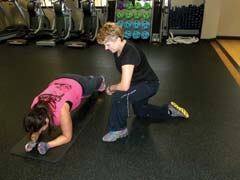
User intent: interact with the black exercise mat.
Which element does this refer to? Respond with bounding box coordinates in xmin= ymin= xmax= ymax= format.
xmin=11 ymin=94 xmax=102 ymax=163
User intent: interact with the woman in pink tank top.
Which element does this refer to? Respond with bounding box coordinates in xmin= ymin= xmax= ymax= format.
xmin=23 ymin=74 xmax=105 ymax=155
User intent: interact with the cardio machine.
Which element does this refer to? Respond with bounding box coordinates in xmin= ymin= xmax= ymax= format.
xmin=8 ymin=0 xmax=53 ymax=45
xmin=26 ymin=0 xmax=52 ymax=39
xmin=36 ymin=0 xmax=76 ymax=46
xmin=36 ymin=0 xmax=99 ymax=47
xmin=0 ymin=4 xmax=8 ymax=31
xmin=64 ymin=0 xmax=99 ymax=48
xmin=0 ymin=0 xmax=28 ymax=43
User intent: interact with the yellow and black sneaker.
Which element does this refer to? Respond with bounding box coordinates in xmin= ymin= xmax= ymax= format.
xmin=169 ymin=101 xmax=190 ymax=119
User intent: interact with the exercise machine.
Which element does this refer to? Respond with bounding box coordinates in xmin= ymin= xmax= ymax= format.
xmin=64 ymin=0 xmax=99 ymax=48
xmin=0 ymin=4 xmax=8 ymax=31
xmin=26 ymin=0 xmax=52 ymax=39
xmin=151 ymin=0 xmax=162 ymax=43
xmin=8 ymin=0 xmax=53 ymax=45
xmin=0 ymin=0 xmax=28 ymax=42
xmin=36 ymin=0 xmax=76 ymax=46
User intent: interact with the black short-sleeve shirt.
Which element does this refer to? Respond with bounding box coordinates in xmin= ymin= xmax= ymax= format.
xmin=113 ymin=41 xmax=159 ymax=85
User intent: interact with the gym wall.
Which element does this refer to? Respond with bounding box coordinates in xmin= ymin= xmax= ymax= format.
xmin=217 ymin=0 xmax=240 ymax=37
xmin=201 ymin=0 xmax=240 ymax=39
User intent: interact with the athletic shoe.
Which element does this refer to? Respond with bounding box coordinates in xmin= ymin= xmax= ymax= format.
xmin=102 ymin=128 xmax=128 ymax=142
xmin=98 ymin=75 xmax=106 ymax=92
xmin=169 ymin=101 xmax=190 ymax=119
xmin=25 ymin=141 xmax=37 ymax=152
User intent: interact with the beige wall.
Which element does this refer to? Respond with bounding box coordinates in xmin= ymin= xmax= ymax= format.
xmin=217 ymin=0 xmax=240 ymax=37
xmin=201 ymin=0 xmax=240 ymax=39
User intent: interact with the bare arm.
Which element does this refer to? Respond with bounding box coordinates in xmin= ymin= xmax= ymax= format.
xmin=31 ymin=132 xmax=40 ymax=142
xmin=47 ymin=102 xmax=73 ymax=148
xmin=30 ymin=121 xmax=49 ymax=142
xmin=108 ymin=64 xmax=134 ymax=93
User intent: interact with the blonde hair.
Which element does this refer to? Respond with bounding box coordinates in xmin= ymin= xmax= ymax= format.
xmin=97 ymin=22 xmax=124 ymax=44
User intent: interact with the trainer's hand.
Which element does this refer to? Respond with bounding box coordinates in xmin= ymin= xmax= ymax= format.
xmin=25 ymin=141 xmax=37 ymax=152
xmin=106 ymin=86 xmax=115 ymax=95
xmin=37 ymin=142 xmax=50 ymax=155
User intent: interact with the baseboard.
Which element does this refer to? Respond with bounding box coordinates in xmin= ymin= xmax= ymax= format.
xmin=216 ymin=40 xmax=240 ymax=72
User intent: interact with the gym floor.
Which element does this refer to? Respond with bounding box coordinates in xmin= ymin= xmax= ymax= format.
xmin=0 ymin=40 xmax=240 ymax=180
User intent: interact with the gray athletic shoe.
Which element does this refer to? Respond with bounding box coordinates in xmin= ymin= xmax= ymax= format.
xmin=25 ymin=141 xmax=37 ymax=152
xmin=98 ymin=75 xmax=106 ymax=92
xmin=102 ymin=128 xmax=128 ymax=142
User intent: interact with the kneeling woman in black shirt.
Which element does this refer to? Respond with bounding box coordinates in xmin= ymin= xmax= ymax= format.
xmin=96 ymin=22 xmax=189 ymax=142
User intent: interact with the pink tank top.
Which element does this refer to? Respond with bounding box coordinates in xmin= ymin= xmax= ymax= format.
xmin=31 ymin=78 xmax=83 ymax=126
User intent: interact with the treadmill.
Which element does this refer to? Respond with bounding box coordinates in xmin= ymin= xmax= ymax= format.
xmin=36 ymin=0 xmax=73 ymax=46
xmin=65 ymin=0 xmax=99 ymax=48
xmin=8 ymin=0 xmax=54 ymax=45
xmin=0 ymin=0 xmax=28 ymax=43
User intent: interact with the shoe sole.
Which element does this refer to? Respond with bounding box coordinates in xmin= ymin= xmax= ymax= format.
xmin=98 ymin=75 xmax=106 ymax=92
xmin=25 ymin=143 xmax=36 ymax=152
xmin=119 ymin=131 xmax=128 ymax=139
xmin=102 ymin=131 xmax=128 ymax=142
xmin=170 ymin=101 xmax=190 ymax=119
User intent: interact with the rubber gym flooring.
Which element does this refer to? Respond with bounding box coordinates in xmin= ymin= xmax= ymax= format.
xmin=0 ymin=40 xmax=240 ymax=180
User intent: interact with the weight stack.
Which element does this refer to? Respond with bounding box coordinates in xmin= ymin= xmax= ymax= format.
xmin=168 ymin=0 xmax=204 ymax=36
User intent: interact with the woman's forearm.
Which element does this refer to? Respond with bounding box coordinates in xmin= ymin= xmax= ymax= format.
xmin=47 ymin=134 xmax=72 ymax=148
xmin=110 ymin=83 xmax=129 ymax=92
xmin=31 ymin=132 xmax=40 ymax=142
